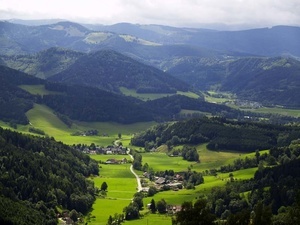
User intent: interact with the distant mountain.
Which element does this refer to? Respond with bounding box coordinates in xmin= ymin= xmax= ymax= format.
xmin=83 ymin=22 xmax=213 ymax=44
xmin=0 ymin=21 xmax=90 ymax=54
xmin=85 ymin=23 xmax=300 ymax=57
xmin=221 ymin=57 xmax=300 ymax=107
xmin=1 ymin=21 xmax=299 ymax=58
xmin=7 ymin=18 xmax=66 ymax=26
xmin=0 ymin=47 xmax=84 ymax=79
xmin=48 ymin=50 xmax=190 ymax=93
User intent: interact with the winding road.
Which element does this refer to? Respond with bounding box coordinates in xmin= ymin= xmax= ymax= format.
xmin=128 ymin=149 xmax=143 ymax=192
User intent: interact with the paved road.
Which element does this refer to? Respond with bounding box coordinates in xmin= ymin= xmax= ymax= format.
xmin=128 ymin=149 xmax=143 ymax=192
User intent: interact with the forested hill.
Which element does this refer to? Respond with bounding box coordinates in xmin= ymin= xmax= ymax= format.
xmin=0 ymin=64 xmax=246 ymax=125
xmin=0 ymin=127 xmax=99 ymax=225
xmin=0 ymin=65 xmax=43 ymax=124
xmin=220 ymin=57 xmax=300 ymax=107
xmin=131 ymin=117 xmax=300 ymax=152
xmin=0 ymin=64 xmax=156 ymax=124
xmin=48 ymin=50 xmax=190 ymax=93
xmin=0 ymin=47 xmax=84 ymax=79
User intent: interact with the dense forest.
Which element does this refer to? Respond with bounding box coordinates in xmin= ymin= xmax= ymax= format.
xmin=131 ymin=117 xmax=300 ymax=152
xmin=0 ymin=127 xmax=99 ymax=224
xmin=48 ymin=50 xmax=189 ymax=93
xmin=221 ymin=57 xmax=300 ymax=107
xmin=0 ymin=65 xmax=43 ymax=124
xmin=43 ymin=83 xmax=155 ymax=123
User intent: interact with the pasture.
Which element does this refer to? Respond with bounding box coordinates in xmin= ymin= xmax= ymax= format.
xmin=203 ymin=90 xmax=300 ymax=118
xmin=140 ymin=144 xmax=262 ymax=173
xmin=19 ymin=84 xmax=62 ymax=96
xmin=246 ymin=106 xmax=300 ymax=118
xmin=120 ymin=87 xmax=200 ymax=101
xmin=88 ymin=155 xmax=137 ymax=225
xmin=24 ymin=104 xmax=155 ymax=146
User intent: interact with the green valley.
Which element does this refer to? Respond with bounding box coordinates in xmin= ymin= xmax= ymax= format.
xmin=1 ymin=18 xmax=300 ymax=225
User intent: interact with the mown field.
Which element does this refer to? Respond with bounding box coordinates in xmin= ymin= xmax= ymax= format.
xmin=87 ymin=155 xmax=136 ymax=225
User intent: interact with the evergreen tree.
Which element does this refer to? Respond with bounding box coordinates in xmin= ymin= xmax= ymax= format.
xmin=150 ymin=199 xmax=157 ymax=213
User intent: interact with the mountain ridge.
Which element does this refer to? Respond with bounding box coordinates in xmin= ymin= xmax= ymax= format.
xmin=48 ymin=49 xmax=190 ymax=93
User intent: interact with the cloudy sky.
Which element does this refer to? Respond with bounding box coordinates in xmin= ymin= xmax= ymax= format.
xmin=0 ymin=0 xmax=299 ymax=29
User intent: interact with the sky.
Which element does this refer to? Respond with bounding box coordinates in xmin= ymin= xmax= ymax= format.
xmin=0 ymin=0 xmax=299 ymax=29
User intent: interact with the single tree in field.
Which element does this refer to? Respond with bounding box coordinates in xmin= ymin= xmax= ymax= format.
xmin=101 ymin=181 xmax=108 ymax=191
xmin=150 ymin=199 xmax=157 ymax=213
xmin=157 ymin=199 xmax=167 ymax=214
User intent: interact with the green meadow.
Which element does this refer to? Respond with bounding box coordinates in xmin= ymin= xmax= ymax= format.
xmin=204 ymin=91 xmax=234 ymax=104
xmin=120 ymin=87 xmax=200 ymax=101
xmin=204 ymin=90 xmax=300 ymax=118
xmin=88 ymin=155 xmax=137 ymax=225
xmin=246 ymin=106 xmax=300 ymax=118
xmin=24 ymin=104 xmax=156 ymax=146
xmin=140 ymin=144 xmax=263 ymax=173
xmin=19 ymin=84 xmax=63 ymax=96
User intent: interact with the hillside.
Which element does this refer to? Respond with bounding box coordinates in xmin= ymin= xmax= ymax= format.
xmin=2 ymin=63 xmax=300 ymax=127
xmin=0 ymin=21 xmax=91 ymax=54
xmin=0 ymin=127 xmax=99 ymax=224
xmin=0 ymin=47 xmax=84 ymax=79
xmin=48 ymin=50 xmax=190 ymax=93
xmin=131 ymin=117 xmax=300 ymax=152
xmin=0 ymin=65 xmax=43 ymax=124
xmin=165 ymin=56 xmax=300 ymax=107
xmin=0 ymin=65 xmax=158 ymax=124
xmin=221 ymin=57 xmax=300 ymax=107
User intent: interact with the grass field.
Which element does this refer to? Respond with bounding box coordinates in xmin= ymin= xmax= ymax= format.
xmin=246 ymin=106 xmax=300 ymax=117
xmin=87 ymin=155 xmax=136 ymax=225
xmin=0 ymin=103 xmax=155 ymax=146
xmin=180 ymin=109 xmax=211 ymax=117
xmin=140 ymin=144 xmax=261 ymax=173
xmin=204 ymin=90 xmax=300 ymax=118
xmin=204 ymin=91 xmax=234 ymax=104
xmin=19 ymin=84 xmax=63 ymax=96
xmin=120 ymin=87 xmax=200 ymax=101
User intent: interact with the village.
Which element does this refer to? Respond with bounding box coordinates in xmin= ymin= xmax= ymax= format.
xmin=76 ymin=142 xmax=186 ymax=197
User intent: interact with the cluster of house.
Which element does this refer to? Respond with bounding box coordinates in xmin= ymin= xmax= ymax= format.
xmin=105 ymin=158 xmax=128 ymax=164
xmin=233 ymin=99 xmax=262 ymax=109
xmin=143 ymin=172 xmax=184 ymax=192
xmin=146 ymin=203 xmax=182 ymax=214
xmin=81 ymin=145 xmax=128 ymax=155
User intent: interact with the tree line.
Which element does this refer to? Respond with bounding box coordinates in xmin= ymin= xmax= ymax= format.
xmin=131 ymin=117 xmax=300 ymax=152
